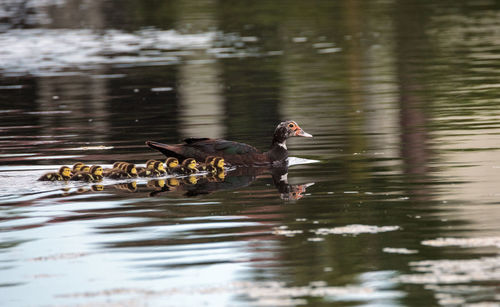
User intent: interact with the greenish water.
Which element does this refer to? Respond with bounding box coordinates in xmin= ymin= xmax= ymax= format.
xmin=1 ymin=0 xmax=500 ymax=306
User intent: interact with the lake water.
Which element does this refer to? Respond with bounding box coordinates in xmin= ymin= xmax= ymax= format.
xmin=1 ymin=0 xmax=500 ymax=306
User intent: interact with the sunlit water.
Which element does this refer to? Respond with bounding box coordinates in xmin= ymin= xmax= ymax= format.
xmin=1 ymin=0 xmax=500 ymax=306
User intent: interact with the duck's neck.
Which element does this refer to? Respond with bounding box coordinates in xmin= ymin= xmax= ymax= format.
xmin=265 ymin=133 xmax=289 ymax=163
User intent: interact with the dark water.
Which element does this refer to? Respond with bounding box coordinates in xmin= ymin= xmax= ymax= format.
xmin=2 ymin=0 xmax=500 ymax=306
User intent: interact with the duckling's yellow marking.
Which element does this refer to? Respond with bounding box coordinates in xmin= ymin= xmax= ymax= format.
xmin=188 ymin=160 xmax=197 ymax=170
xmin=130 ymin=167 xmax=137 ymax=175
xmin=157 ymin=179 xmax=165 ymax=187
xmin=157 ymin=163 xmax=165 ymax=171
xmin=187 ymin=176 xmax=197 ymax=184
xmin=61 ymin=167 xmax=71 ymax=177
xmin=94 ymin=167 xmax=103 ymax=176
xmin=217 ymin=159 xmax=225 ymax=168
xmin=168 ymin=178 xmax=180 ymax=186
xmin=168 ymin=160 xmax=178 ymax=168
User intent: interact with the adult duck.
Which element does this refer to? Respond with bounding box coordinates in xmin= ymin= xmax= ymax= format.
xmin=146 ymin=120 xmax=312 ymax=166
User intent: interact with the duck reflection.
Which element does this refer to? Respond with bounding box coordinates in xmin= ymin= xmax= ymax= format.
xmin=147 ymin=165 xmax=314 ymax=200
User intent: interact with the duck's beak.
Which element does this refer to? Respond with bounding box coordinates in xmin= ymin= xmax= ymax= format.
xmin=295 ymin=128 xmax=313 ymax=138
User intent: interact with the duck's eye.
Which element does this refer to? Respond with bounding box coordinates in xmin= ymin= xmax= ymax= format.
xmin=288 ymin=123 xmax=295 ymax=128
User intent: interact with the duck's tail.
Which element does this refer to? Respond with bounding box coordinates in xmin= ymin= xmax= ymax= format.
xmin=145 ymin=141 xmax=185 ymax=161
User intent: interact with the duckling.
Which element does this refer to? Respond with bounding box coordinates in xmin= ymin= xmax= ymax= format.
xmin=38 ymin=166 xmax=72 ymax=181
xmin=90 ymin=165 xmax=104 ymax=181
xmin=71 ymin=162 xmax=86 ymax=175
xmin=213 ymin=157 xmax=226 ymax=172
xmin=139 ymin=160 xmax=166 ymax=177
xmin=136 ymin=159 xmax=159 ymax=173
xmin=70 ymin=165 xmax=103 ymax=182
xmin=165 ymin=157 xmax=179 ymax=174
xmin=172 ymin=158 xmax=199 ymax=175
xmin=107 ymin=164 xmax=138 ymax=179
xmin=199 ymin=156 xmax=217 ymax=173
xmin=103 ymin=162 xmax=127 ymax=177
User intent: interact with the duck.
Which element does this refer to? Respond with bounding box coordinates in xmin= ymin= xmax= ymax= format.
xmin=70 ymin=165 xmax=103 ymax=182
xmin=38 ymin=166 xmax=72 ymax=181
xmin=172 ymin=158 xmax=199 ymax=175
xmin=165 ymin=157 xmax=179 ymax=174
xmin=146 ymin=120 xmax=312 ymax=166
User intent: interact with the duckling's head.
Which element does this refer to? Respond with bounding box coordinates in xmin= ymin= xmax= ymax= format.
xmin=80 ymin=165 xmax=91 ymax=173
xmin=125 ymin=164 xmax=137 ymax=175
xmin=90 ymin=165 xmax=103 ymax=176
xmin=214 ymin=157 xmax=225 ymax=169
xmin=112 ymin=161 xmax=124 ymax=169
xmin=145 ymin=160 xmax=157 ymax=169
xmin=166 ymin=157 xmax=179 ymax=168
xmin=153 ymin=161 xmax=165 ymax=171
xmin=205 ymin=156 xmax=216 ymax=165
xmin=72 ymin=162 xmax=85 ymax=172
xmin=59 ymin=166 xmax=72 ymax=177
xmin=183 ymin=158 xmax=198 ymax=170
xmin=119 ymin=162 xmax=133 ymax=171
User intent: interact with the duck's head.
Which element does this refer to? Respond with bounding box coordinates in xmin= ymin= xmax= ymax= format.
xmin=80 ymin=165 xmax=91 ymax=173
xmin=166 ymin=157 xmax=179 ymax=169
xmin=72 ymin=162 xmax=85 ymax=172
xmin=273 ymin=120 xmax=313 ymax=145
xmin=90 ymin=165 xmax=103 ymax=176
xmin=153 ymin=161 xmax=165 ymax=172
xmin=183 ymin=158 xmax=198 ymax=170
xmin=214 ymin=157 xmax=225 ymax=169
xmin=59 ymin=166 xmax=72 ymax=177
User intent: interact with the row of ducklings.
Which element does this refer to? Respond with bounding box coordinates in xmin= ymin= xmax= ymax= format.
xmin=38 ymin=156 xmax=226 ymax=182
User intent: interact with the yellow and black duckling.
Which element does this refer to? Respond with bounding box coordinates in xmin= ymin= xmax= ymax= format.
xmin=172 ymin=158 xmax=199 ymax=175
xmin=107 ymin=163 xmax=138 ymax=179
xmin=71 ymin=162 xmax=86 ymax=175
xmin=70 ymin=165 xmax=103 ymax=182
xmin=165 ymin=157 xmax=179 ymax=174
xmin=103 ymin=161 xmax=128 ymax=177
xmin=136 ymin=159 xmax=158 ymax=173
xmin=199 ymin=156 xmax=216 ymax=173
xmin=138 ymin=161 xmax=166 ymax=177
xmin=38 ymin=166 xmax=72 ymax=181
xmin=213 ymin=157 xmax=225 ymax=172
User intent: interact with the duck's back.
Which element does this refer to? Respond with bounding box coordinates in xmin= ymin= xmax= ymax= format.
xmin=147 ymin=138 xmax=270 ymax=166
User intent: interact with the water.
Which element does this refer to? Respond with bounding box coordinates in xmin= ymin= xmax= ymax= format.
xmin=1 ymin=0 xmax=500 ymax=306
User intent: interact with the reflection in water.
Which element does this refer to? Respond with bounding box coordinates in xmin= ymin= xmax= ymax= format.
xmin=48 ymin=164 xmax=315 ymax=201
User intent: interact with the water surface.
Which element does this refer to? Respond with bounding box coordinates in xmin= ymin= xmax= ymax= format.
xmin=1 ymin=0 xmax=500 ymax=306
